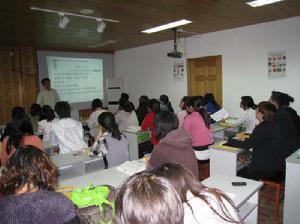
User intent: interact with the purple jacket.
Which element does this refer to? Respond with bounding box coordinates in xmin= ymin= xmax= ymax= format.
xmin=148 ymin=128 xmax=199 ymax=178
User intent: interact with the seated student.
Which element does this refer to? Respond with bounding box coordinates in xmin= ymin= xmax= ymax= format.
xmin=228 ymin=101 xmax=285 ymax=180
xmin=177 ymin=96 xmax=190 ymax=128
xmin=141 ymin=99 xmax=161 ymax=146
xmin=115 ymin=101 xmax=139 ymax=131
xmin=226 ymin=96 xmax=258 ymax=133
xmin=118 ymin=93 xmax=130 ymax=111
xmin=146 ymin=111 xmax=199 ymax=178
xmin=159 ymin=94 xmax=174 ymax=112
xmin=92 ymin=112 xmax=129 ymax=168
xmin=50 ymin=101 xmax=87 ymax=154
xmin=269 ymin=91 xmax=300 ymax=157
xmin=114 ymin=171 xmax=183 ymax=224
xmin=156 ymin=163 xmax=241 ymax=224
xmin=38 ymin=105 xmax=57 ymax=143
xmin=1 ymin=114 xmax=44 ymax=166
xmin=87 ymin=99 xmax=107 ymax=138
xmin=1 ymin=106 xmax=26 ymax=142
xmin=28 ymin=103 xmax=41 ymax=134
xmin=135 ymin=95 xmax=149 ymax=125
xmin=281 ymin=92 xmax=300 ymax=135
xmin=184 ymin=96 xmax=213 ymax=161
xmin=0 ymin=146 xmax=78 ymax=224
xmin=204 ymin=93 xmax=220 ymax=114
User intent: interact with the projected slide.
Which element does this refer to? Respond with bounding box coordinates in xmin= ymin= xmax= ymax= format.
xmin=47 ymin=56 xmax=103 ymax=103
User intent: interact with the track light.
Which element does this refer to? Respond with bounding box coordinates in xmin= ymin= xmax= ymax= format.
xmin=30 ymin=7 xmax=119 ymax=33
xmin=58 ymin=13 xmax=69 ymax=29
xmin=96 ymin=19 xmax=106 ymax=33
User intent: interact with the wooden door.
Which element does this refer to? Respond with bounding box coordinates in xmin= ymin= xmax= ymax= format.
xmin=187 ymin=56 xmax=222 ymax=106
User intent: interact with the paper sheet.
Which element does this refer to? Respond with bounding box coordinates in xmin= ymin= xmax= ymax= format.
xmin=211 ymin=108 xmax=229 ymax=122
xmin=116 ymin=160 xmax=146 ymax=176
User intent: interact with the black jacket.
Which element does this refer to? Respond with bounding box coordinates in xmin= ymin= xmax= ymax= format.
xmin=136 ymin=106 xmax=149 ymax=125
xmin=276 ymin=108 xmax=300 ymax=157
xmin=228 ymin=121 xmax=285 ymax=172
xmin=285 ymin=107 xmax=300 ymax=135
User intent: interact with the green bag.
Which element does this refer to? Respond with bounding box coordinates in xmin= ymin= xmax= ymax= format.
xmin=70 ymin=185 xmax=115 ymax=224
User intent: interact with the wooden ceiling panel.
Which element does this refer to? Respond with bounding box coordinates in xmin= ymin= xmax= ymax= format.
xmin=0 ymin=0 xmax=300 ymax=51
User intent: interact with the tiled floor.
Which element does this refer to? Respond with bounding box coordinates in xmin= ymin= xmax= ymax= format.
xmin=258 ymin=191 xmax=283 ymax=224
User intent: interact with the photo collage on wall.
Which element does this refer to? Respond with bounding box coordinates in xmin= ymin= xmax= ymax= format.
xmin=173 ymin=61 xmax=184 ymax=81
xmin=268 ymin=51 xmax=286 ymax=78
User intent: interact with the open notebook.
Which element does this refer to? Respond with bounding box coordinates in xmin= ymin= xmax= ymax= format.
xmin=116 ymin=159 xmax=146 ymax=176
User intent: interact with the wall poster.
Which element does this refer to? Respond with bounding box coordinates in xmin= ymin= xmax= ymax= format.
xmin=173 ymin=61 xmax=184 ymax=81
xmin=268 ymin=51 xmax=286 ymax=78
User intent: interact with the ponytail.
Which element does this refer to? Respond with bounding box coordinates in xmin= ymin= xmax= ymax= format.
xmin=241 ymin=96 xmax=256 ymax=110
xmin=190 ymin=96 xmax=210 ymax=128
xmin=111 ymin=123 xmax=122 ymax=140
xmin=198 ymin=107 xmax=210 ymax=129
xmin=283 ymin=93 xmax=294 ymax=107
xmin=98 ymin=112 xmax=122 ymax=141
xmin=6 ymin=130 xmax=22 ymax=156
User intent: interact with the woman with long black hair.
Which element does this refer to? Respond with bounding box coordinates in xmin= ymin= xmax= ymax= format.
xmin=91 ymin=112 xmax=129 ymax=168
xmin=1 ymin=114 xmax=44 ymax=166
xmin=226 ymin=96 xmax=258 ymax=133
xmin=183 ymin=96 xmax=213 ymax=161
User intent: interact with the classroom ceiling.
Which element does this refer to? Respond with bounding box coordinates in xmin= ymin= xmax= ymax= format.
xmin=1 ymin=0 xmax=300 ymax=52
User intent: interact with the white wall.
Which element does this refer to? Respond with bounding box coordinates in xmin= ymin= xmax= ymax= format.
xmin=114 ymin=40 xmax=188 ymax=112
xmin=114 ymin=16 xmax=300 ymax=115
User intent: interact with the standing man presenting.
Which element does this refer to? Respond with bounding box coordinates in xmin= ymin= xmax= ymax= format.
xmin=36 ymin=78 xmax=60 ymax=109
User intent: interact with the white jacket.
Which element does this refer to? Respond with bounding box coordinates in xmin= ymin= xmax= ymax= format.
xmin=227 ymin=108 xmax=258 ymax=133
xmin=50 ymin=118 xmax=87 ymax=154
xmin=87 ymin=109 xmax=107 ymax=137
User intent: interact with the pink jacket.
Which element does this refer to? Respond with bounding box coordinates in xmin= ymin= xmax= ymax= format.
xmin=184 ymin=112 xmax=213 ymax=147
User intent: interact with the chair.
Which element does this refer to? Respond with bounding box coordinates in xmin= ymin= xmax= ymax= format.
xmin=259 ymin=179 xmax=285 ymax=222
xmin=198 ymin=160 xmax=210 ymax=180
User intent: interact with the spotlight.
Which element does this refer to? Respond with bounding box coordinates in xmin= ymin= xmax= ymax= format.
xmin=96 ymin=19 xmax=106 ymax=33
xmin=58 ymin=13 xmax=69 ymax=29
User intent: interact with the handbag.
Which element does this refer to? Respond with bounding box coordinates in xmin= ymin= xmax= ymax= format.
xmin=70 ymin=185 xmax=116 ymax=224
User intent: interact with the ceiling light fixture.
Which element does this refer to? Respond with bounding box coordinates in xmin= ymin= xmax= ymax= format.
xmin=96 ymin=19 xmax=106 ymax=33
xmin=58 ymin=13 xmax=69 ymax=29
xmin=142 ymin=19 xmax=192 ymax=34
xmin=30 ymin=6 xmax=119 ymax=31
xmin=79 ymin=9 xmax=94 ymax=15
xmin=246 ymin=0 xmax=284 ymax=7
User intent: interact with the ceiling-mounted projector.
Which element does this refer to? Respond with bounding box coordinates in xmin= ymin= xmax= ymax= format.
xmin=167 ymin=51 xmax=183 ymax=58
xmin=167 ymin=28 xmax=183 ymax=58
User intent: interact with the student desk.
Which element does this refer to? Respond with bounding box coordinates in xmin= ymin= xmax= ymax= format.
xmin=51 ymin=151 xmax=104 ymax=179
xmin=59 ymin=159 xmax=146 ymax=188
xmin=209 ymin=142 xmax=247 ymax=176
xmin=211 ymin=122 xmax=228 ymax=141
xmin=283 ymin=148 xmax=300 ymax=224
xmin=59 ymin=166 xmax=128 ymax=188
xmin=123 ymin=129 xmax=151 ymax=160
xmin=202 ymin=174 xmax=263 ymax=224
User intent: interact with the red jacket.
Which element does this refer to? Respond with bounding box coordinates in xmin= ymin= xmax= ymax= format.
xmin=141 ymin=112 xmax=159 ymax=145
